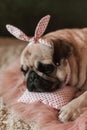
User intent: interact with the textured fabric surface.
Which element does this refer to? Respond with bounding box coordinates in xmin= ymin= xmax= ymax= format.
xmin=0 ymin=38 xmax=31 ymax=130
xmin=1 ymin=59 xmax=87 ymax=130
xmin=18 ymin=87 xmax=75 ymax=110
xmin=0 ymin=39 xmax=87 ymax=130
xmin=0 ymin=98 xmax=30 ymax=130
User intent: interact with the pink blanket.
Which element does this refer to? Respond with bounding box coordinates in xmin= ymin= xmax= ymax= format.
xmin=0 ymin=60 xmax=87 ymax=130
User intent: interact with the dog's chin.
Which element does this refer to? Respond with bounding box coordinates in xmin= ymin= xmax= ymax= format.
xmin=34 ymin=84 xmax=61 ymax=92
xmin=26 ymin=71 xmax=61 ymax=92
xmin=27 ymin=82 xmax=61 ymax=92
xmin=27 ymin=79 xmax=59 ymax=92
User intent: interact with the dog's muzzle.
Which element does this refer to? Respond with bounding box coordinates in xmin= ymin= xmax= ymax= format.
xmin=27 ymin=68 xmax=60 ymax=92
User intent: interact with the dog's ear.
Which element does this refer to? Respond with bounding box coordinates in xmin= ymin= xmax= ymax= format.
xmin=53 ymin=39 xmax=73 ymax=64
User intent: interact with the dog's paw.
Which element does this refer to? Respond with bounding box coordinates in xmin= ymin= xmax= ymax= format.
xmin=59 ymin=99 xmax=83 ymax=122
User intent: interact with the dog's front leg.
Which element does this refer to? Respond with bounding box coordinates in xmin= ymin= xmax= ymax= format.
xmin=59 ymin=91 xmax=87 ymax=122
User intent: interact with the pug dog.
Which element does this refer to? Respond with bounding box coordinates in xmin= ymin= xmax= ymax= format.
xmin=6 ymin=15 xmax=87 ymax=122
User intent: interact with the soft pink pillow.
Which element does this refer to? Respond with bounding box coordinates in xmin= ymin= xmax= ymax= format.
xmin=18 ymin=86 xmax=75 ymax=110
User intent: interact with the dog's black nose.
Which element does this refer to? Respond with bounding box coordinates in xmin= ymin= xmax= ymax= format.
xmin=38 ymin=62 xmax=55 ymax=74
xmin=28 ymin=71 xmax=37 ymax=81
xmin=27 ymin=71 xmax=39 ymax=91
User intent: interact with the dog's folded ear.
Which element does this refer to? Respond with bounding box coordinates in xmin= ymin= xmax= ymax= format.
xmin=53 ymin=39 xmax=74 ymax=64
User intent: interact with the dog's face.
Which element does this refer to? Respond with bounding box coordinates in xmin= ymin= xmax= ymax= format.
xmin=20 ymin=39 xmax=73 ymax=92
xmin=6 ymin=15 xmax=73 ymax=92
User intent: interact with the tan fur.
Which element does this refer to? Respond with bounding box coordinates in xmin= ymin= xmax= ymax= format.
xmin=43 ymin=28 xmax=87 ymax=122
xmin=21 ymin=28 xmax=87 ymax=122
xmin=44 ymin=28 xmax=87 ymax=88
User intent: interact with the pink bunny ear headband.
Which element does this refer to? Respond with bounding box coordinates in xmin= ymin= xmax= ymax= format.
xmin=6 ymin=15 xmax=51 ymax=47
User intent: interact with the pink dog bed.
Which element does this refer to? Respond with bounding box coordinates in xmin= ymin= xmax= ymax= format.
xmin=0 ymin=60 xmax=87 ymax=130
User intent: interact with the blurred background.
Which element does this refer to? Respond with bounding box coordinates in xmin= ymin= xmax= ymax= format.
xmin=0 ymin=0 xmax=87 ymax=37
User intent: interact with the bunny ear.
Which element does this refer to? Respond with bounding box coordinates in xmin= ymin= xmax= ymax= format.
xmin=34 ymin=15 xmax=51 ymax=41
xmin=6 ymin=24 xmax=30 ymax=42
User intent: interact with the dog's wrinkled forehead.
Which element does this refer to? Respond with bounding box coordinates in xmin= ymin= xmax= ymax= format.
xmin=21 ymin=41 xmax=54 ymax=66
xmin=28 ymin=41 xmax=54 ymax=58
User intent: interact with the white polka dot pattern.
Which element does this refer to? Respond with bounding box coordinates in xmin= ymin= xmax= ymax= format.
xmin=6 ymin=25 xmax=30 ymax=42
xmin=6 ymin=15 xmax=51 ymax=47
xmin=6 ymin=22 xmax=52 ymax=48
xmin=34 ymin=15 xmax=50 ymax=40
xmin=18 ymin=86 xmax=75 ymax=110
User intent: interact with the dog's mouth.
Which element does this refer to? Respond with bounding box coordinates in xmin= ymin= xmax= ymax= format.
xmin=27 ymin=70 xmax=61 ymax=92
xmin=26 ymin=69 xmax=70 ymax=92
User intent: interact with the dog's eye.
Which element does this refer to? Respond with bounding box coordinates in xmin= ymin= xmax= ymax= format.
xmin=38 ymin=62 xmax=55 ymax=74
xmin=20 ymin=65 xmax=29 ymax=75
